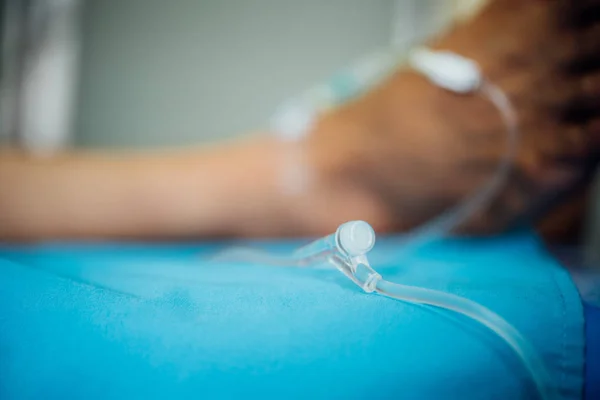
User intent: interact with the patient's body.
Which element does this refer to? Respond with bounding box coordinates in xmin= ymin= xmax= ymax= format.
xmin=0 ymin=0 xmax=598 ymax=241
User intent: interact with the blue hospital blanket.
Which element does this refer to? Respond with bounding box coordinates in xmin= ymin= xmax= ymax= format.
xmin=0 ymin=232 xmax=585 ymax=399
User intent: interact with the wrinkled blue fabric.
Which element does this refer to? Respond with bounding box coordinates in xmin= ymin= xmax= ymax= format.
xmin=0 ymin=232 xmax=584 ymax=399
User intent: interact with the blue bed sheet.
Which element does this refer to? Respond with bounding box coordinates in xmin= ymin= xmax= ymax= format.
xmin=0 ymin=232 xmax=585 ymax=399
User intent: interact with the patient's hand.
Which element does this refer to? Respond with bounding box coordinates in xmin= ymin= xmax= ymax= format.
xmin=296 ymin=0 xmax=600 ymax=237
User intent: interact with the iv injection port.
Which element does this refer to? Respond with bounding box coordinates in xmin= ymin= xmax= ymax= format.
xmin=332 ymin=221 xmax=380 ymax=293
xmin=336 ymin=221 xmax=376 ymax=257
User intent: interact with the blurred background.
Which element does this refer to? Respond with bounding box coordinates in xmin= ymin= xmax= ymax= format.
xmin=1 ymin=0 xmax=598 ymax=259
xmin=0 ymin=0 xmax=486 ymax=151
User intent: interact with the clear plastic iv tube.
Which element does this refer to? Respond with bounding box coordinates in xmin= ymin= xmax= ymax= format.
xmin=401 ymin=81 xmax=519 ymax=247
xmin=213 ymin=221 xmax=558 ymax=400
xmin=211 ymin=221 xmax=375 ymax=273
xmin=272 ymin=48 xmax=519 ymax=248
xmin=373 ymin=280 xmax=557 ymax=400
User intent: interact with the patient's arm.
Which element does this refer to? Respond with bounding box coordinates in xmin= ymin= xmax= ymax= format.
xmin=1 ymin=0 xmax=598 ymax=241
xmin=0 ymin=138 xmax=291 ymax=241
xmin=0 ymin=131 xmax=392 ymax=241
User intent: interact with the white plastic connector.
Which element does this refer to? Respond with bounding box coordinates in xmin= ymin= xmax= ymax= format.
xmin=408 ymin=47 xmax=482 ymax=94
xmin=336 ymin=221 xmax=376 ymax=257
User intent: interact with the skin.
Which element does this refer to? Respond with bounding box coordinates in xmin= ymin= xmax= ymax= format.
xmin=0 ymin=0 xmax=599 ymax=242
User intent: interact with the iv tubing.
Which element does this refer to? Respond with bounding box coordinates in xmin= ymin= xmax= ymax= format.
xmin=213 ymin=49 xmax=553 ymax=397
xmin=213 ymin=221 xmax=558 ymax=400
xmin=373 ymin=279 xmax=557 ymax=400
xmin=271 ymin=48 xmax=520 ymax=245
xmin=271 ymin=48 xmax=522 ymax=254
